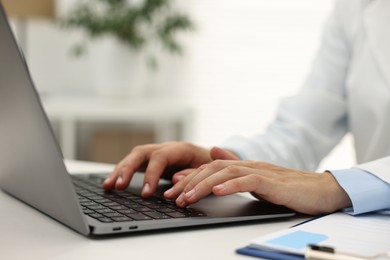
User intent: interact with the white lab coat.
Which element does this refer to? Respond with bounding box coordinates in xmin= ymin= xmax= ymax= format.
xmin=221 ymin=0 xmax=390 ymax=184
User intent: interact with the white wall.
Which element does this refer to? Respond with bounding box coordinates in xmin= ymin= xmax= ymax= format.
xmin=176 ymin=0 xmax=334 ymax=144
xmin=23 ymin=0 xmax=354 ymax=169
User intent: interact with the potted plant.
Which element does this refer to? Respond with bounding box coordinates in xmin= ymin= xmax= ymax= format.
xmin=62 ymin=0 xmax=194 ymax=67
xmin=60 ymin=0 xmax=194 ymax=97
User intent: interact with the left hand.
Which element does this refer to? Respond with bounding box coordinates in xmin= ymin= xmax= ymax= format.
xmin=164 ymin=160 xmax=352 ymax=215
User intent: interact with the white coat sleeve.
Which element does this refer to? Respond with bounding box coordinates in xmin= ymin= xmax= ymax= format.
xmin=356 ymin=157 xmax=390 ymax=184
xmin=221 ymin=2 xmax=352 ymax=171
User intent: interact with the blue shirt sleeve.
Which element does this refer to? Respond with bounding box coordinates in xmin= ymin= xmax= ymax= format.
xmin=329 ymin=168 xmax=390 ymax=215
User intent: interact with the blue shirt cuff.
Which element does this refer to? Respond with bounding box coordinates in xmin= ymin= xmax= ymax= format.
xmin=329 ymin=168 xmax=390 ymax=215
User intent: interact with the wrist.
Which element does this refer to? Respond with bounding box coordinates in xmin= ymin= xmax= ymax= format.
xmin=321 ymin=172 xmax=352 ymax=212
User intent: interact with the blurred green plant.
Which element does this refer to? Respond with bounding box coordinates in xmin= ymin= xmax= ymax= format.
xmin=61 ymin=0 xmax=194 ymax=69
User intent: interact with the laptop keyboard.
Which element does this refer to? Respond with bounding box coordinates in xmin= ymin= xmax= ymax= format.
xmin=72 ymin=175 xmax=207 ymax=223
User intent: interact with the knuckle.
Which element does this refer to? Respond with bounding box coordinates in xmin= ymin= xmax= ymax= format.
xmin=131 ymin=145 xmax=146 ymax=154
xmin=248 ymin=173 xmax=261 ymax=182
xmin=132 ymin=144 xmax=144 ymax=151
xmin=198 ymin=164 xmax=208 ymax=170
xmin=233 ymin=174 xmax=261 ymax=192
xmin=255 ymin=161 xmax=268 ymax=167
xmin=150 ymin=149 xmax=163 ymax=158
xmin=222 ymin=165 xmax=242 ymax=179
xmin=113 ymin=164 xmax=121 ymax=173
xmin=149 ymin=150 xmax=168 ymax=165
xmin=209 ymin=159 xmax=224 ymax=169
xmin=202 ymin=178 xmax=214 ymax=189
xmin=119 ymin=165 xmax=131 ymax=176
xmin=224 ymin=165 xmax=238 ymax=175
xmin=187 ymin=178 xmax=198 ymax=190
xmin=229 ymin=181 xmax=241 ymax=191
xmin=181 ymin=141 xmax=196 ymax=149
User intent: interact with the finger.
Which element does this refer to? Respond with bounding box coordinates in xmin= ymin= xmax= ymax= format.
xmin=102 ymin=166 xmax=127 ymax=190
xmin=179 ymin=164 xmax=251 ymax=207
xmin=102 ymin=161 xmax=130 ymax=190
xmin=180 ymin=159 xmax=252 ymax=195
xmin=171 ymin=168 xmax=194 ymax=184
xmin=213 ymin=173 xmax=287 ymax=207
xmin=210 ymin=146 xmax=240 ymax=160
xmin=163 ymin=166 xmax=204 ymax=200
xmin=212 ymin=173 xmax=269 ymax=196
xmin=102 ymin=165 xmax=120 ymax=190
xmin=178 ymin=160 xmax=228 ymax=195
xmin=141 ymin=151 xmax=170 ymax=197
xmin=170 ymin=160 xmax=244 ymax=202
xmin=102 ymin=144 xmax=157 ymax=190
xmin=135 ymin=142 xmax=212 ymax=198
xmin=171 ymin=160 xmax=256 ymax=200
xmin=141 ymin=144 xmax=202 ymax=197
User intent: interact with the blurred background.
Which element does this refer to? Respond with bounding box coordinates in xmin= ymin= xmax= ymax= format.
xmin=3 ymin=0 xmax=354 ymax=170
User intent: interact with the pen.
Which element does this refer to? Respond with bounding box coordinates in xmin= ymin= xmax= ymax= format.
xmin=305 ymin=245 xmax=390 ymax=260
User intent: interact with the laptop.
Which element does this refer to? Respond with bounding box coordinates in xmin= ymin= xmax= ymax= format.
xmin=0 ymin=3 xmax=294 ymax=236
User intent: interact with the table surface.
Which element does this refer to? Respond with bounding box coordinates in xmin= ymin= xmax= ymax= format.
xmin=0 ymin=160 xmax=306 ymax=260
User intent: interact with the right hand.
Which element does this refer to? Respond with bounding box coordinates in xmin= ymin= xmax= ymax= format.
xmin=102 ymin=142 xmax=238 ymax=198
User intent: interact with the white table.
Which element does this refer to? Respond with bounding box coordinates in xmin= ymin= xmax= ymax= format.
xmin=41 ymin=95 xmax=194 ymax=159
xmin=0 ymin=160 xmax=305 ymax=260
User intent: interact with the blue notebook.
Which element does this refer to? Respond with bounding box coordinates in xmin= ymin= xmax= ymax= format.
xmin=236 ymin=212 xmax=390 ymax=260
xmin=236 ymin=246 xmax=304 ymax=260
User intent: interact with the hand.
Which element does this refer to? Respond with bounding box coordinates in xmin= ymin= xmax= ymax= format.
xmin=101 ymin=141 xmax=238 ymax=198
xmin=164 ymin=160 xmax=352 ymax=215
xmin=169 ymin=145 xmax=240 ymax=183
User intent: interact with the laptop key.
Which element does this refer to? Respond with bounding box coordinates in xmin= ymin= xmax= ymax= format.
xmin=101 ymin=202 xmax=120 ymax=207
xmin=109 ymin=205 xmax=130 ymax=211
xmin=83 ymin=209 xmax=95 ymax=214
xmin=156 ymin=208 xmax=176 ymax=213
xmin=81 ymin=201 xmax=99 ymax=207
xmin=111 ymin=216 xmax=133 ymax=222
xmin=95 ymin=208 xmax=116 ymax=214
xmin=135 ymin=207 xmax=154 ymax=212
xmin=103 ymin=212 xmax=125 ymax=218
xmin=87 ymin=205 xmax=107 ymax=210
xmin=97 ymin=217 xmax=114 ymax=223
xmin=88 ymin=213 xmax=104 ymax=218
xmin=118 ymin=209 xmax=138 ymax=215
xmin=165 ymin=212 xmax=187 ymax=218
xmin=127 ymin=213 xmax=153 ymax=221
xmin=144 ymin=211 xmax=171 ymax=219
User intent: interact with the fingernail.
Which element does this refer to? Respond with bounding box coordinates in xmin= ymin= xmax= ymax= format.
xmin=185 ymin=188 xmax=195 ymax=199
xmin=142 ymin=183 xmax=151 ymax=195
xmin=164 ymin=187 xmax=174 ymax=197
xmin=176 ymin=193 xmax=185 ymax=207
xmin=214 ymin=184 xmax=225 ymax=192
xmin=114 ymin=176 xmax=123 ymax=189
xmin=175 ymin=175 xmax=185 ymax=181
xmin=173 ymin=175 xmax=185 ymax=185
xmin=103 ymin=177 xmax=110 ymax=185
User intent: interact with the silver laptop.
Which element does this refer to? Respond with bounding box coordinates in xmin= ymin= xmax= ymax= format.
xmin=0 ymin=3 xmax=294 ymax=236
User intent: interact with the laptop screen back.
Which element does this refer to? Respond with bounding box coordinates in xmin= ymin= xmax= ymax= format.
xmin=0 ymin=3 xmax=89 ymax=235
